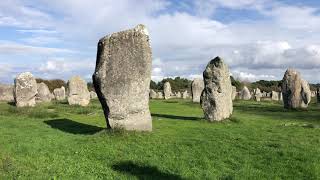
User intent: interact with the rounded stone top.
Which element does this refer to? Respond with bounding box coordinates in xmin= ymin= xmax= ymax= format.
xmin=16 ymin=72 xmax=34 ymax=79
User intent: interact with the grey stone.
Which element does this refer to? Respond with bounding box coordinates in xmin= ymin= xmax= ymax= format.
xmin=93 ymin=24 xmax=152 ymax=131
xmin=182 ymin=90 xmax=188 ymax=99
xmin=271 ymin=91 xmax=279 ymax=101
xmin=231 ymin=86 xmax=237 ymax=100
xmin=67 ymin=76 xmax=90 ymax=106
xmin=53 ymin=86 xmax=66 ymax=101
xmin=192 ymin=78 xmax=204 ymax=103
xmin=176 ymin=92 xmax=182 ymax=98
xmin=149 ymin=89 xmax=157 ymax=99
xmin=200 ymin=57 xmax=233 ymax=121
xmin=36 ymin=82 xmax=52 ymax=103
xmin=0 ymin=84 xmax=14 ymax=102
xmin=240 ymin=86 xmax=251 ymax=100
xmin=14 ymin=72 xmax=37 ymax=107
xmin=163 ymin=82 xmax=172 ymax=100
xmin=317 ymin=88 xmax=320 ymax=104
xmin=253 ymin=88 xmax=262 ymax=102
xmin=282 ymin=68 xmax=311 ymax=109
xmin=90 ymin=91 xmax=98 ymax=99
xmin=157 ymin=92 xmax=163 ymax=99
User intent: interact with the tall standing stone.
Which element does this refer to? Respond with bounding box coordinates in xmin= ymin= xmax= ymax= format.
xmin=240 ymin=86 xmax=251 ymax=100
xmin=192 ymin=78 xmax=204 ymax=103
xmin=67 ymin=76 xmax=90 ymax=106
xmin=282 ymin=68 xmax=311 ymax=109
xmin=200 ymin=57 xmax=233 ymax=121
xmin=182 ymin=90 xmax=189 ymax=99
xmin=14 ymin=72 xmax=37 ymax=107
xmin=93 ymin=24 xmax=152 ymax=131
xmin=53 ymin=86 xmax=66 ymax=101
xmin=157 ymin=92 xmax=163 ymax=99
xmin=253 ymin=88 xmax=262 ymax=102
xmin=0 ymin=84 xmax=14 ymax=102
xmin=231 ymin=86 xmax=237 ymax=100
xmin=36 ymin=82 xmax=52 ymax=103
xmin=149 ymin=89 xmax=157 ymax=99
xmin=163 ymin=82 xmax=172 ymax=100
xmin=271 ymin=91 xmax=279 ymax=101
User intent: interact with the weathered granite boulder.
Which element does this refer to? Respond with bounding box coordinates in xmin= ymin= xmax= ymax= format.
xmin=0 ymin=84 xmax=14 ymax=102
xmin=240 ymin=86 xmax=251 ymax=100
xmin=157 ymin=92 xmax=163 ymax=99
xmin=282 ymin=68 xmax=311 ymax=109
xmin=149 ymin=89 xmax=157 ymax=99
xmin=182 ymin=90 xmax=188 ymax=99
xmin=163 ymin=82 xmax=172 ymax=100
xmin=53 ymin=86 xmax=66 ymax=101
xmin=36 ymin=82 xmax=52 ymax=103
xmin=271 ymin=91 xmax=279 ymax=101
xmin=192 ymin=78 xmax=204 ymax=103
xmin=93 ymin=24 xmax=152 ymax=131
xmin=14 ymin=72 xmax=37 ymax=107
xmin=231 ymin=86 xmax=237 ymax=100
xmin=67 ymin=76 xmax=90 ymax=106
xmin=200 ymin=57 xmax=233 ymax=121
xmin=253 ymin=88 xmax=262 ymax=102
xmin=90 ymin=91 xmax=98 ymax=99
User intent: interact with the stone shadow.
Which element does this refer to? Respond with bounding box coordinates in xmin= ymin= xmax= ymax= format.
xmin=44 ymin=118 xmax=104 ymax=135
xmin=151 ymin=113 xmax=202 ymax=121
xmin=112 ymin=161 xmax=184 ymax=180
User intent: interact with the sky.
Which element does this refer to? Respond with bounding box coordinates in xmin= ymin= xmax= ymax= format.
xmin=1 ymin=0 xmax=320 ymax=84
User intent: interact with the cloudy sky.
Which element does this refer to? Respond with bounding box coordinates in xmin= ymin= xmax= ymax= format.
xmin=1 ymin=0 xmax=320 ymax=84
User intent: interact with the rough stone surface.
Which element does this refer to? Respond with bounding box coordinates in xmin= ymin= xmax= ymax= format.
xmin=53 ymin=86 xmax=66 ymax=101
xmin=36 ymin=82 xmax=52 ymax=103
xmin=253 ymin=88 xmax=262 ymax=102
xmin=67 ymin=76 xmax=90 ymax=106
xmin=192 ymin=78 xmax=204 ymax=103
xmin=14 ymin=72 xmax=37 ymax=107
xmin=149 ymin=89 xmax=157 ymax=99
xmin=93 ymin=24 xmax=152 ymax=131
xmin=231 ymin=86 xmax=237 ymax=100
xmin=176 ymin=92 xmax=182 ymax=98
xmin=200 ymin=57 xmax=233 ymax=121
xmin=0 ymin=84 xmax=14 ymax=102
xmin=163 ymin=82 xmax=172 ymax=100
xmin=182 ymin=91 xmax=189 ymax=99
xmin=157 ymin=92 xmax=163 ymax=99
xmin=279 ymin=92 xmax=283 ymax=101
xmin=317 ymin=88 xmax=320 ymax=103
xmin=90 ymin=91 xmax=98 ymax=99
xmin=271 ymin=91 xmax=279 ymax=101
xmin=282 ymin=68 xmax=311 ymax=109
xmin=240 ymin=86 xmax=251 ymax=100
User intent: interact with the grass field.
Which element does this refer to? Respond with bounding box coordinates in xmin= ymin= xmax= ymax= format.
xmin=0 ymin=98 xmax=319 ymax=179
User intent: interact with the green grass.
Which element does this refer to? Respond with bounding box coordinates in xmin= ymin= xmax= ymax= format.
xmin=0 ymin=99 xmax=319 ymax=179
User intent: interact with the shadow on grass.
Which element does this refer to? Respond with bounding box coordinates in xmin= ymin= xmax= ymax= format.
xmin=44 ymin=119 xmax=104 ymax=135
xmin=112 ymin=161 xmax=184 ymax=180
xmin=152 ymin=113 xmax=202 ymax=121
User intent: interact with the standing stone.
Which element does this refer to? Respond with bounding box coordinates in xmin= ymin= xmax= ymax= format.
xmin=93 ymin=24 xmax=152 ymax=131
xmin=182 ymin=90 xmax=188 ymax=99
xmin=282 ymin=68 xmax=311 ymax=109
xmin=163 ymin=82 xmax=172 ymax=100
xmin=67 ymin=76 xmax=90 ymax=106
xmin=240 ymin=86 xmax=251 ymax=100
xmin=53 ymin=86 xmax=66 ymax=101
xmin=231 ymin=86 xmax=237 ymax=100
xmin=36 ymin=82 xmax=52 ymax=103
xmin=271 ymin=91 xmax=279 ymax=101
xmin=157 ymin=92 xmax=163 ymax=99
xmin=176 ymin=92 xmax=182 ymax=98
xmin=317 ymin=88 xmax=320 ymax=103
xmin=279 ymin=92 xmax=283 ymax=101
xmin=90 ymin=91 xmax=98 ymax=99
xmin=200 ymin=57 xmax=233 ymax=121
xmin=253 ymin=88 xmax=262 ymax=102
xmin=192 ymin=78 xmax=204 ymax=103
xmin=149 ymin=89 xmax=157 ymax=99
xmin=0 ymin=84 xmax=14 ymax=102
xmin=14 ymin=72 xmax=37 ymax=107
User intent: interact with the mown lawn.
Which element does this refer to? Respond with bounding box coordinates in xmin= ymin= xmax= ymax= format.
xmin=0 ymin=99 xmax=319 ymax=179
